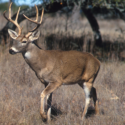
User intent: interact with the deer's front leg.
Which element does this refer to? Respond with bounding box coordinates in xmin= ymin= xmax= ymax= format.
xmin=40 ymin=82 xmax=61 ymax=122
xmin=40 ymin=93 xmax=47 ymax=121
xmin=39 ymin=81 xmax=48 ymax=121
xmin=47 ymin=93 xmax=52 ymax=122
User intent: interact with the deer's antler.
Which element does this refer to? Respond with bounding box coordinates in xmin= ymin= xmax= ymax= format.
xmin=23 ymin=5 xmax=44 ymax=38
xmin=3 ymin=2 xmax=22 ymax=36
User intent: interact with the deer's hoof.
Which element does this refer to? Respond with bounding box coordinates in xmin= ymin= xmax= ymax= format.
xmin=40 ymin=112 xmax=47 ymax=122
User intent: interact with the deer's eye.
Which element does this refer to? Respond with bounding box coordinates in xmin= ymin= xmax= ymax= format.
xmin=22 ymin=41 xmax=26 ymax=43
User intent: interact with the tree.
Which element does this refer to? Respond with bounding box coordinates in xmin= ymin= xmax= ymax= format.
xmin=0 ymin=0 xmax=125 ymax=47
xmin=0 ymin=0 xmax=103 ymax=47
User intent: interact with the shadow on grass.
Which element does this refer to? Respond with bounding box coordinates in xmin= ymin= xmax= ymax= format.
xmin=43 ymin=105 xmax=104 ymax=122
xmin=51 ymin=106 xmax=102 ymax=120
xmin=51 ymin=106 xmax=62 ymax=116
xmin=86 ymin=106 xmax=95 ymax=118
xmin=51 ymin=106 xmax=97 ymax=120
xmin=47 ymin=105 xmax=62 ymax=121
xmin=41 ymin=105 xmax=62 ymax=123
xmin=85 ymin=106 xmax=105 ymax=118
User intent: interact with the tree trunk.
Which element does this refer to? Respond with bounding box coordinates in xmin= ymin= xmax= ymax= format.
xmin=81 ymin=7 xmax=102 ymax=47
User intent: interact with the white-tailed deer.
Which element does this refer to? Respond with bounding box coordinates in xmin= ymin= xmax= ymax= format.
xmin=4 ymin=3 xmax=100 ymax=122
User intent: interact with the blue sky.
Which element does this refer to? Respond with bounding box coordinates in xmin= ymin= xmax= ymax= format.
xmin=0 ymin=0 xmax=42 ymax=6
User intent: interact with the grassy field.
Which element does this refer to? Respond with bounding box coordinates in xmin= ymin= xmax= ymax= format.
xmin=0 ymin=48 xmax=125 ymax=125
xmin=0 ymin=10 xmax=125 ymax=125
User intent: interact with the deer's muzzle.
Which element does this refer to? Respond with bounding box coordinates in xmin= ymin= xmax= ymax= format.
xmin=9 ymin=49 xmax=16 ymax=55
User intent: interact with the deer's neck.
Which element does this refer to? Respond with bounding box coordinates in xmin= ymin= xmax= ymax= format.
xmin=23 ymin=43 xmax=39 ymax=59
xmin=22 ymin=43 xmax=46 ymax=71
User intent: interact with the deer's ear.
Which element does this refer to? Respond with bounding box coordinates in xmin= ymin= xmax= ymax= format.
xmin=8 ymin=29 xmax=18 ymax=39
xmin=29 ymin=30 xmax=40 ymax=42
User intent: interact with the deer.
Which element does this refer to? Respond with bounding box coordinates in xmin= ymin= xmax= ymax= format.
xmin=3 ymin=3 xmax=100 ymax=122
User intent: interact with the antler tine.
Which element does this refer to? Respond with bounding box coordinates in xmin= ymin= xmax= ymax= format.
xmin=3 ymin=2 xmax=22 ymax=36
xmin=23 ymin=5 xmax=40 ymax=24
xmin=35 ymin=5 xmax=39 ymax=22
xmin=9 ymin=2 xmax=12 ymax=19
xmin=3 ymin=11 xmax=8 ymax=21
xmin=15 ymin=7 xmax=20 ymax=22
xmin=29 ymin=8 xmax=44 ymax=32
xmin=40 ymin=8 xmax=44 ymax=24
xmin=23 ymin=5 xmax=44 ymax=33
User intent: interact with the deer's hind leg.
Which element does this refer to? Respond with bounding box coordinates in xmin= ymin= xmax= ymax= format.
xmin=78 ymin=82 xmax=92 ymax=119
xmin=78 ymin=82 xmax=99 ymax=119
xmin=82 ymin=82 xmax=93 ymax=119
xmin=91 ymin=87 xmax=99 ymax=115
xmin=90 ymin=74 xmax=99 ymax=115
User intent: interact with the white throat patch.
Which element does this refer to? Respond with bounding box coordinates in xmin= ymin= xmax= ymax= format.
xmin=24 ymin=51 xmax=31 ymax=59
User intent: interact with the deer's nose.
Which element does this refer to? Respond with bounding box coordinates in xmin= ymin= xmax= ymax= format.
xmin=9 ymin=49 xmax=16 ymax=54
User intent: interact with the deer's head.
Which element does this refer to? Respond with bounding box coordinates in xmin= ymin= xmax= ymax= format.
xmin=3 ymin=3 xmax=44 ymax=54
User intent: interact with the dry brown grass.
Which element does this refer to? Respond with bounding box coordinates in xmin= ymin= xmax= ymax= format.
xmin=0 ymin=47 xmax=125 ymax=125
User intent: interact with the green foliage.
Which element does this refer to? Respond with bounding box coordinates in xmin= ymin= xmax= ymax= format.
xmin=41 ymin=0 xmax=125 ymax=8
xmin=0 ymin=2 xmax=9 ymax=12
xmin=50 ymin=0 xmax=54 ymax=3
xmin=0 ymin=2 xmax=29 ymax=12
